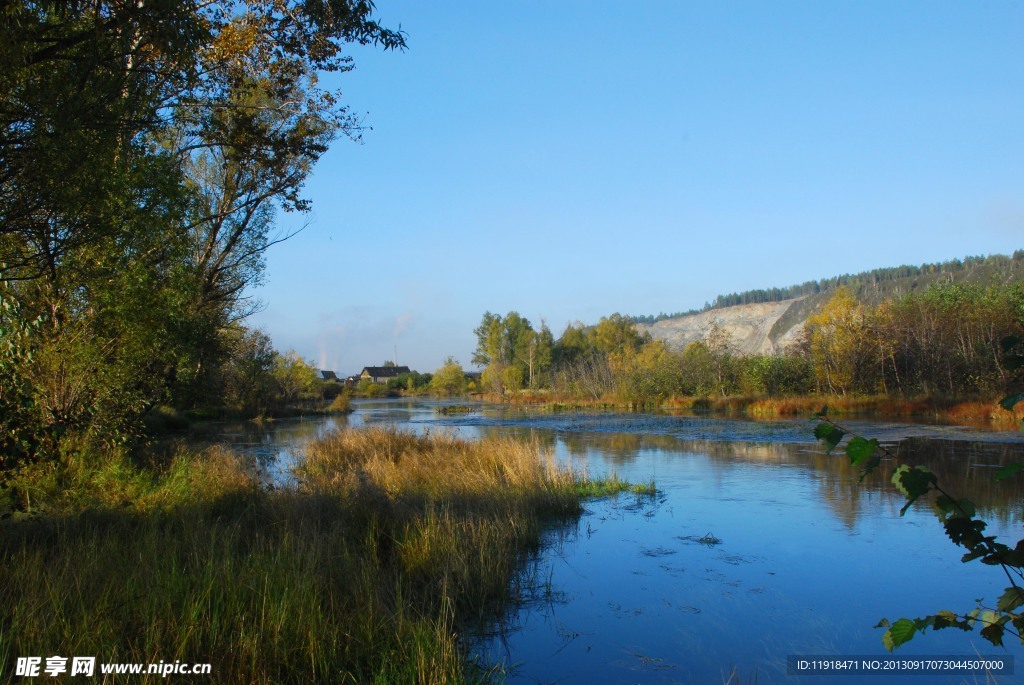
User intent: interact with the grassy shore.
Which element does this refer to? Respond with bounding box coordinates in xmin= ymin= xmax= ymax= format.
xmin=478 ymin=392 xmax=1024 ymax=426
xmin=0 ymin=429 xmax=642 ymax=684
xmin=666 ymin=394 xmax=1024 ymax=424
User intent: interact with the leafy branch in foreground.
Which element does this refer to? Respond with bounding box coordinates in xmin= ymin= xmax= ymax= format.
xmin=812 ymin=404 xmax=1024 ymax=651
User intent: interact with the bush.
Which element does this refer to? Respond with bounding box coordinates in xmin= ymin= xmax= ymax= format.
xmin=327 ymin=393 xmax=353 ymax=413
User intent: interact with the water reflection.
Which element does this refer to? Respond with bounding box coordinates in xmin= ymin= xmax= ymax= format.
xmin=216 ymin=400 xmax=1024 ymax=684
xmin=469 ymin=425 xmax=1024 ymax=529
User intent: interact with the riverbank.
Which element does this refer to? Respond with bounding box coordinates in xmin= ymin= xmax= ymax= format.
xmin=142 ymin=394 xmax=355 ymax=435
xmin=0 ymin=428 xmax=647 ymax=684
xmin=471 ymin=391 xmax=1024 ymax=427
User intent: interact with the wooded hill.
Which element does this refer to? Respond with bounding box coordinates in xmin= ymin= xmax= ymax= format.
xmin=632 ymin=251 xmax=1024 ymax=325
xmin=474 ymin=252 xmax=1024 ymax=402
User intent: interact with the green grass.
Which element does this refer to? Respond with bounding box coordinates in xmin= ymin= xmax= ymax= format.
xmin=1 ymin=429 xmax=642 ymax=684
xmin=628 ymin=478 xmax=658 ymax=496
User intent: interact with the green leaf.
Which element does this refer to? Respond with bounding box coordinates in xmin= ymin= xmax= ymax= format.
xmin=962 ymin=548 xmax=987 ymax=563
xmin=881 ymin=631 xmax=895 ymax=652
xmin=980 ymin=610 xmax=1002 ymax=626
xmin=892 ymin=465 xmax=937 ymax=515
xmin=995 ymin=463 xmax=1024 ymax=481
xmin=813 ymin=422 xmax=845 ymax=453
xmin=998 ymin=540 xmax=1024 ymax=568
xmin=874 ymin=618 xmax=891 ymax=628
xmin=932 ymin=610 xmax=969 ymax=631
xmin=1000 ymin=393 xmax=1024 ymax=411
xmin=997 ymin=587 xmax=1024 ymax=613
xmin=980 ymin=622 xmax=1005 ymax=647
xmin=883 ymin=618 xmax=917 ymax=651
xmin=1012 ymin=615 xmax=1024 ymax=642
xmin=944 ymin=516 xmax=987 ymax=549
xmin=845 ymin=436 xmax=879 ymax=467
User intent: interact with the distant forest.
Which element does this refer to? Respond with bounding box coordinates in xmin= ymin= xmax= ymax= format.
xmin=631 ymin=251 xmax=1024 ymax=324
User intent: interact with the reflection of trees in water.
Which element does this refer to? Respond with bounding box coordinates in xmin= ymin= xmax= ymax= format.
xmin=412 ymin=409 xmax=1024 ymax=531
xmin=486 ymin=425 xmax=1024 ymax=530
xmin=686 ymin=437 xmax=1024 ymax=529
xmin=890 ymin=439 xmax=1024 ymax=528
xmin=561 ymin=433 xmax=645 ymax=465
xmin=477 ymin=426 xmax=558 ymax=451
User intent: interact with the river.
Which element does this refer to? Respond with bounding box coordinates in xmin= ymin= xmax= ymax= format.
xmin=220 ymin=399 xmax=1024 ymax=684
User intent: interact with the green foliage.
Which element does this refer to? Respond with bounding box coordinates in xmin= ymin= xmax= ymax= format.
xmin=891 ymin=465 xmax=937 ymax=515
xmin=501 ymin=365 xmax=525 ymax=393
xmin=0 ymin=1 xmax=405 ymax=464
xmin=813 ymin=415 xmax=1024 ymax=651
xmin=429 ymin=357 xmax=467 ymax=397
xmin=218 ymin=327 xmax=278 ymax=415
xmin=473 ymin=312 xmax=554 ymax=393
xmin=611 ymin=340 xmax=680 ymax=406
xmin=357 ymin=379 xmax=388 ymax=398
xmin=741 ymin=354 xmax=815 ymax=396
xmin=480 ymin=363 xmax=507 ymax=396
xmin=593 ymin=313 xmax=649 ymax=355
xmin=386 ymin=371 xmax=432 ymax=393
xmin=272 ymin=350 xmax=319 ymax=404
xmin=326 ymin=393 xmax=352 ymax=414
xmin=879 ymin=618 xmax=918 ymax=651
xmin=0 ymin=282 xmax=44 ymax=466
xmin=845 ymin=436 xmax=879 ymax=467
xmin=875 ymin=283 xmax=1024 ymax=396
xmin=478 ymin=278 xmax=1024 ymax=407
xmin=552 ymin=322 xmax=597 ymax=368
xmin=812 ymin=422 xmax=844 ymax=454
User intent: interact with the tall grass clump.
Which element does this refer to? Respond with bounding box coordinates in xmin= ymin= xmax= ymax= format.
xmin=1 ymin=429 xmax=633 ymax=684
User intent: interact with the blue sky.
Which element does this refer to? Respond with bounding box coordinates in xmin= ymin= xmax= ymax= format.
xmin=249 ymin=1 xmax=1024 ymax=375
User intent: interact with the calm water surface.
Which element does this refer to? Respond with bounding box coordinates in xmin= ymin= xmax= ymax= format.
xmin=227 ymin=399 xmax=1024 ymax=684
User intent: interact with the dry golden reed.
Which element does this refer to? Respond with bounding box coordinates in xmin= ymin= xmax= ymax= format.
xmin=2 ymin=428 xmax=632 ymax=684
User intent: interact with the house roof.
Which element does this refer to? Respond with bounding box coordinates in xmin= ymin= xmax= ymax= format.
xmin=361 ymin=366 xmax=411 ymax=378
xmin=315 ymin=370 xmax=338 ymax=381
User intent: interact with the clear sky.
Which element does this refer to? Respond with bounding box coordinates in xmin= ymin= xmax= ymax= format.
xmin=248 ymin=1 xmax=1024 ymax=376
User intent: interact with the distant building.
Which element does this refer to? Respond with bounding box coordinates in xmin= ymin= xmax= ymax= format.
xmin=315 ymin=370 xmax=339 ymax=382
xmin=360 ymin=366 xmax=411 ymax=384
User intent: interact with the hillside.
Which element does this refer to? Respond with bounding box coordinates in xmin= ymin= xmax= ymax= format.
xmin=635 ymin=298 xmax=812 ymax=355
xmin=635 ymin=252 xmax=1024 ymax=355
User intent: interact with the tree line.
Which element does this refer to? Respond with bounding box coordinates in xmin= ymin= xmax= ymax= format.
xmin=0 ymin=1 xmax=404 ymax=468
xmin=476 ymin=282 xmax=1024 ymax=405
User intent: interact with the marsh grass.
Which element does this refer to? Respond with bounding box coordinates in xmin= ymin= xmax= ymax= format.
xmin=504 ymin=393 xmax=1022 ymax=427
xmin=326 ymin=392 xmax=353 ymax=413
xmin=663 ymin=394 xmax=1024 ymax=424
xmin=1 ymin=429 xmax=634 ymax=684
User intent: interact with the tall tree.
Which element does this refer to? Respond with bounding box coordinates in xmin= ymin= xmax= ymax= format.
xmin=0 ymin=0 xmax=405 ymax=461
xmin=806 ymin=288 xmax=878 ymax=395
